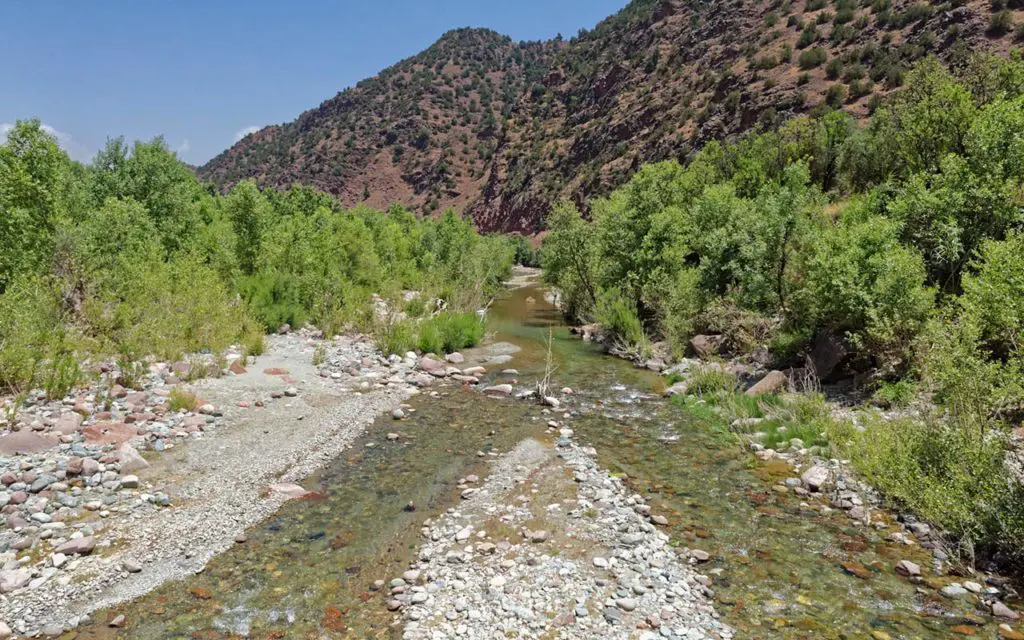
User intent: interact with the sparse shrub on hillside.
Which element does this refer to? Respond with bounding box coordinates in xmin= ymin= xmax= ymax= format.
xmin=989 ymin=9 xmax=1014 ymax=35
xmin=799 ymin=46 xmax=827 ymax=69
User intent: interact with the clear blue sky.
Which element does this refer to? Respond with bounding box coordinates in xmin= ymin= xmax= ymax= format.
xmin=1 ymin=0 xmax=628 ymax=165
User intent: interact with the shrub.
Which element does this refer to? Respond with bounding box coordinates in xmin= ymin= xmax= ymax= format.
xmin=377 ymin=319 xmax=418 ymax=356
xmin=685 ymin=366 xmax=739 ymax=396
xmin=831 ymin=413 xmax=1024 ymax=557
xmin=799 ymin=47 xmax=827 ymax=69
xmin=799 ymin=215 xmax=934 ymax=371
xmin=825 ymin=82 xmax=848 ymax=106
xmin=168 ymin=388 xmax=199 ymax=412
xmin=797 ymin=25 xmax=820 ymax=49
xmin=874 ymin=379 xmax=915 ymax=408
xmin=0 ymin=275 xmax=64 ymax=393
xmin=417 ymin=312 xmax=484 ymax=354
xmin=989 ymin=9 xmax=1014 ymax=35
xmin=595 ymin=288 xmax=649 ymax=357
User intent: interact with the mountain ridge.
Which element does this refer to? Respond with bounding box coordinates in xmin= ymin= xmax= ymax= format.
xmin=199 ymin=0 xmax=1019 ymax=233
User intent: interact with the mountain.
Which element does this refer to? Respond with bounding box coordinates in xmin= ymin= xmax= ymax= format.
xmin=199 ymin=0 xmax=1018 ymax=233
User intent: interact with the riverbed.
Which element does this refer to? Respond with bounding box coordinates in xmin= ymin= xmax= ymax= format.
xmin=75 ymin=276 xmax=1018 ymax=639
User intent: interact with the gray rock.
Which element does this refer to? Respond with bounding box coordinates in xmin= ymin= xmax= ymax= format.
xmin=800 ymin=465 xmax=831 ymax=492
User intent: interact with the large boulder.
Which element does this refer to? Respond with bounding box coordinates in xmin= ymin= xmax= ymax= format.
xmin=745 ymin=371 xmax=789 ymax=395
xmin=690 ymin=335 xmax=726 ymax=359
xmin=55 ymin=536 xmax=95 ymax=555
xmin=810 ymin=332 xmax=848 ymax=382
xmin=53 ymin=412 xmax=84 ymax=435
xmin=800 ymin=465 xmax=831 ymax=492
xmin=417 ymin=357 xmax=446 ymax=373
xmin=83 ymin=422 xmax=138 ymax=445
xmin=0 ymin=569 xmax=30 ymax=593
xmin=0 ymin=432 xmax=55 ymax=455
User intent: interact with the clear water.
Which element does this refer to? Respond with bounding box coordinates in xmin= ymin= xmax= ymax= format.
xmin=75 ymin=281 xmax=1014 ymax=639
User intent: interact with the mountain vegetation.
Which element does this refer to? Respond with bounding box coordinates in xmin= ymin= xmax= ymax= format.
xmin=201 ymin=0 xmax=1023 ymax=233
xmin=542 ymin=53 xmax=1024 ymax=562
xmin=0 ymin=120 xmax=514 ymax=395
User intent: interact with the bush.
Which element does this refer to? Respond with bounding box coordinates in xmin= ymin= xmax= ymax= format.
xmin=831 ymin=413 xmax=1024 ymax=557
xmin=799 ymin=215 xmax=934 ymax=371
xmin=595 ymin=288 xmax=649 ymax=357
xmin=685 ymin=366 xmax=739 ymax=396
xmin=417 ymin=312 xmax=484 ymax=354
xmin=0 ymin=275 xmax=65 ymax=393
xmin=377 ymin=319 xmax=418 ymax=356
xmin=798 ymin=46 xmax=827 ymax=69
xmin=169 ymin=388 xmax=199 ymax=412
xmin=989 ymin=9 xmax=1014 ymax=35
xmin=874 ymin=379 xmax=915 ymax=408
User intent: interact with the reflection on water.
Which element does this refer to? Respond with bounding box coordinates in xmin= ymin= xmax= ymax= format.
xmin=79 ymin=277 xmax=1012 ymax=639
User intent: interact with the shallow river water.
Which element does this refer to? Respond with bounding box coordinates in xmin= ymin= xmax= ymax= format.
xmin=76 ymin=280 xmax=1016 ymax=639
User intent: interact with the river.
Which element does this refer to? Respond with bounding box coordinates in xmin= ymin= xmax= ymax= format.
xmin=75 ymin=276 xmax=1014 ymax=639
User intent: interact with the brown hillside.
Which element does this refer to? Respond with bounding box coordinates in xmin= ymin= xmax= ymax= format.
xmin=199 ymin=0 xmax=1020 ymax=233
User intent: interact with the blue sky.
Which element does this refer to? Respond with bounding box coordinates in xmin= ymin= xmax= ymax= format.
xmin=1 ymin=0 xmax=629 ymax=165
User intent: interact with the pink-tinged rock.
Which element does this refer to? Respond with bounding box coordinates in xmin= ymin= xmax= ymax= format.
xmin=116 ymin=445 xmax=149 ymax=472
xmin=0 ymin=431 xmax=54 ymax=455
xmin=5 ymin=515 xmax=27 ymax=529
xmin=0 ymin=569 xmax=31 ymax=593
xmin=72 ymin=402 xmax=91 ymax=416
xmin=237 ymin=401 xmax=250 ymax=408
xmin=10 ymin=537 xmax=32 ymax=551
xmin=165 ymin=375 xmax=181 ymax=385
xmin=462 ymin=366 xmax=486 ymax=376
xmin=182 ymin=416 xmax=207 ymax=433
xmin=171 ymin=362 xmax=190 ymax=375
xmin=745 ymin=371 xmax=789 ymax=396
xmin=268 ymin=483 xmax=310 ymax=499
xmin=110 ymin=385 xmax=127 ymax=399
xmin=417 ymin=357 xmax=445 ymax=373
xmin=53 ymin=413 xmax=83 ymax=435
xmin=445 ymin=352 xmax=465 ymax=364
xmin=83 ymin=422 xmax=138 ymax=445
xmin=153 ymin=388 xmax=170 ymax=397
xmin=126 ymin=392 xmax=149 ymax=405
xmin=94 ymin=411 xmax=113 ymax=421
xmin=9 ymin=492 xmax=27 ymax=505
xmin=66 ymin=457 xmax=84 ymax=475
xmin=0 ymin=473 xmax=15 ymax=486
xmin=55 ymin=536 xmax=95 ymax=555
xmin=229 ymin=361 xmax=247 ymax=375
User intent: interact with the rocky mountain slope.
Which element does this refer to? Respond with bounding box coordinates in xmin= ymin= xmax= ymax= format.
xmin=199 ymin=0 xmax=1020 ymax=233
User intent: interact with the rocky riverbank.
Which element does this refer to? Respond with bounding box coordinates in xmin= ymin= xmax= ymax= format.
xmin=0 ymin=327 xmax=519 ymax=637
xmin=386 ymin=413 xmax=731 ymax=639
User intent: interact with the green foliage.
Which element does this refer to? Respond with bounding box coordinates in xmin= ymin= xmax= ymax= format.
xmin=168 ymin=388 xmax=199 ymax=412
xmin=377 ymin=319 xmax=419 ymax=356
xmin=832 ymin=413 xmax=1024 ymax=555
xmin=874 ymin=379 xmax=915 ymax=408
xmin=595 ymin=288 xmax=649 ymax=357
xmin=685 ymin=366 xmax=739 ymax=396
xmin=798 ymin=47 xmax=827 ymax=69
xmin=0 ymin=120 xmax=512 ymax=392
xmin=798 ymin=213 xmax=934 ymax=369
xmin=417 ymin=312 xmax=485 ymax=354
